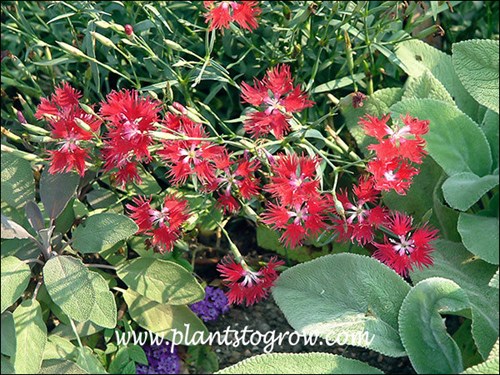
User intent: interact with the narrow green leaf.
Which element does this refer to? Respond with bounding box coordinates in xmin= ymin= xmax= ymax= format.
xmin=312 ymin=73 xmax=365 ymax=94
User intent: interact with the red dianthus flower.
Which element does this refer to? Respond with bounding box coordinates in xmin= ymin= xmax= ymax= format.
xmin=203 ymin=1 xmax=261 ymax=31
xmin=217 ymin=256 xmax=284 ymax=306
xmin=35 ymin=82 xmax=101 ymax=176
xmin=126 ymin=195 xmax=190 ymax=253
xmin=373 ymin=212 xmax=438 ymax=276
xmin=241 ymin=64 xmax=314 ymax=139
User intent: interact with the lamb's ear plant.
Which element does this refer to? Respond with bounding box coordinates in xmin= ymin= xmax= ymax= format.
xmin=267 ymin=39 xmax=499 ymax=374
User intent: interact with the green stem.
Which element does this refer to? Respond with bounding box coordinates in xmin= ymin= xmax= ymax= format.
xmin=70 ymin=318 xmax=84 ymax=349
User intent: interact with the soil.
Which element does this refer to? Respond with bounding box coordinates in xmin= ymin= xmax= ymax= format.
xmin=190 ymin=218 xmax=416 ymax=374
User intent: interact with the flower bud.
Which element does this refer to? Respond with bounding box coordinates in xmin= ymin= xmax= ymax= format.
xmin=124 ymin=24 xmax=134 ymax=36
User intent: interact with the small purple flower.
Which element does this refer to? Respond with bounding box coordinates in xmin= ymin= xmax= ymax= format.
xmin=136 ymin=342 xmax=180 ymax=374
xmin=190 ymin=286 xmax=230 ymax=322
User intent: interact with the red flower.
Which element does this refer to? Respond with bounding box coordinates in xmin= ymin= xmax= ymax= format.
xmin=262 ymin=196 xmax=328 ymax=248
xmin=373 ymin=212 xmax=438 ymax=276
xmin=265 ymin=153 xmax=320 ymax=206
xmin=217 ymin=256 xmax=284 ymax=306
xmin=100 ymin=89 xmax=162 ymax=186
xmin=35 ymin=82 xmax=101 ymax=176
xmin=159 ymin=115 xmax=228 ymax=188
xmin=203 ymin=1 xmax=261 ymax=31
xmin=241 ymin=64 xmax=314 ymax=139
xmin=47 ymin=145 xmax=88 ymax=176
xmin=215 ymin=156 xmax=261 ymax=214
xmin=126 ymin=195 xmax=190 ymax=253
xmin=367 ymin=157 xmax=419 ymax=195
xmin=360 ymin=114 xmax=429 ymax=164
xmin=332 ymin=177 xmax=388 ymax=245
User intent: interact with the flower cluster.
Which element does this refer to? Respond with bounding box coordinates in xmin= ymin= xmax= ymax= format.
xmin=34 ymin=78 xmax=437 ymax=301
xmin=126 ymin=195 xmax=190 ymax=253
xmin=136 ymin=342 xmax=180 ymax=375
xmin=361 ymin=114 xmax=430 ymax=195
xmin=262 ymin=153 xmax=327 ymax=248
xmin=217 ymin=256 xmax=284 ymax=306
xmin=241 ymin=64 xmax=314 ymax=139
xmin=203 ymin=1 xmax=261 ymax=31
xmin=159 ymin=114 xmax=227 ymax=189
xmin=35 ymin=82 xmax=101 ymax=176
xmin=100 ymin=89 xmax=162 ymax=187
xmin=190 ymin=286 xmax=230 ymax=322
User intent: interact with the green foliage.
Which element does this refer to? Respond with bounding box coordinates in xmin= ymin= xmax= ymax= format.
xmin=43 ymin=256 xmax=96 ymax=322
xmin=122 ymin=289 xmax=208 ymax=346
xmin=399 ymin=278 xmax=470 ymax=374
xmin=87 ymin=271 xmax=117 ymax=329
xmin=1 ymin=1 xmax=498 ymax=374
xmin=452 ymin=40 xmax=499 ymax=113
xmin=116 ymin=258 xmax=204 ymax=305
xmin=11 ymin=300 xmax=47 ymax=374
xmin=187 ymin=345 xmax=219 ymax=374
xmin=458 ymin=214 xmax=499 ymax=265
xmin=463 ymin=340 xmax=500 ymax=374
xmin=1 ymin=153 xmax=34 ymax=210
xmin=411 ymin=240 xmax=499 ymax=360
xmin=0 ymin=256 xmax=31 ymax=313
xmin=216 ymin=353 xmax=383 ymax=374
xmin=39 ymin=170 xmax=80 ymax=221
xmin=71 ymin=213 xmax=138 ymax=254
xmin=272 ymin=254 xmax=411 ymax=357
xmin=442 ymin=173 xmax=499 ymax=211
